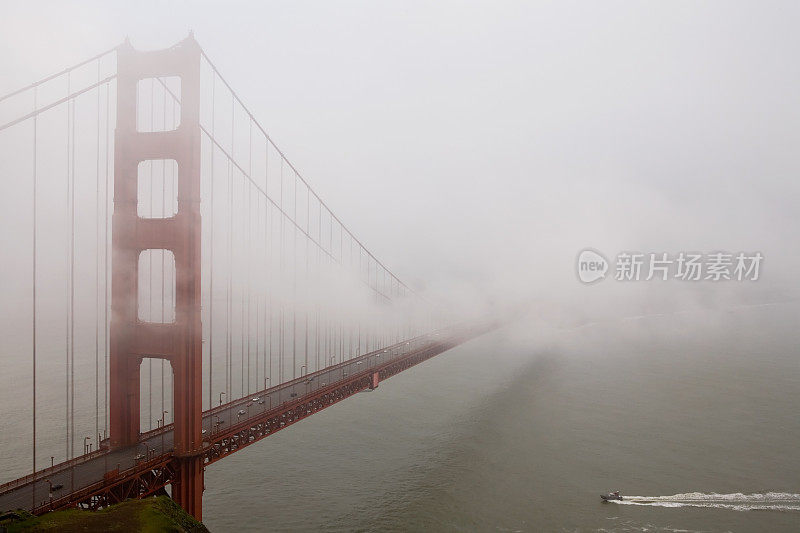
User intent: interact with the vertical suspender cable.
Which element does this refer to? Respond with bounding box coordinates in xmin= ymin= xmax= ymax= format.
xmin=226 ymin=88 xmax=234 ymax=402
xmin=318 ymin=202 xmax=321 ymax=369
xmin=70 ymin=70 xmax=76 ymax=470
xmin=357 ymin=244 xmax=363 ymax=355
xmin=65 ymin=73 xmax=70 ymax=466
xmin=279 ymin=159 xmax=284 ymax=384
xmin=328 ymin=212 xmax=332 ymax=359
xmin=104 ymin=78 xmax=110 ymax=442
xmin=31 ymin=86 xmax=38 ymax=509
xmin=247 ymin=120 xmax=252 ymax=394
xmin=255 ymin=190 xmax=260 ymax=391
xmin=208 ymin=73 xmax=215 ymax=409
xmin=95 ymin=63 xmax=101 ymax=451
xmin=65 ymin=72 xmax=71 ymax=467
xmin=226 ymin=157 xmax=232 ymax=402
xmin=305 ymin=187 xmax=309 ymax=374
xmin=266 ymin=198 xmax=270 ymax=389
xmin=265 ymin=138 xmax=270 ymax=388
xmin=268 ymin=198 xmax=273 ymax=388
xmin=348 ymin=237 xmax=353 ymax=359
xmin=241 ymin=176 xmax=245 ymax=395
xmin=339 ymin=223 xmax=344 ymax=359
xmin=234 ymin=96 xmax=244 ymax=398
xmin=292 ymin=174 xmax=297 ymax=379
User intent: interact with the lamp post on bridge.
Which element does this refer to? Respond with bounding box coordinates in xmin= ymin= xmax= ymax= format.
xmin=219 ymin=391 xmax=225 ymax=406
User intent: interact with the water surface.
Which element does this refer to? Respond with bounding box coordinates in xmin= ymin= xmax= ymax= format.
xmin=203 ymin=303 xmax=800 ymax=532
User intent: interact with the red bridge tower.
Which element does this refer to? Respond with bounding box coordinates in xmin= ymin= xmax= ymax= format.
xmin=109 ymin=35 xmax=205 ymax=519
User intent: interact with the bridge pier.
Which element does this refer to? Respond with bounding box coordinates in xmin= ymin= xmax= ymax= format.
xmin=110 ymin=34 xmax=205 ymax=519
xmin=173 ymin=456 xmax=204 ymax=521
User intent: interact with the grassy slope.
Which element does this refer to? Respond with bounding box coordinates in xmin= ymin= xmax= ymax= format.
xmin=2 ymin=496 xmax=209 ymax=532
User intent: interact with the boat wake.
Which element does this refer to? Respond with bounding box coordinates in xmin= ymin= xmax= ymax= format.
xmin=608 ymin=492 xmax=800 ymax=512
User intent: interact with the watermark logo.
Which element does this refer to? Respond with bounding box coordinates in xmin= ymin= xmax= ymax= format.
xmin=577 ymin=249 xmax=763 ymax=284
xmin=577 ymin=249 xmax=609 ymax=283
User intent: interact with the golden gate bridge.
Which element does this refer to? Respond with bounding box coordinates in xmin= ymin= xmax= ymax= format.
xmin=0 ymin=34 xmax=496 ymax=520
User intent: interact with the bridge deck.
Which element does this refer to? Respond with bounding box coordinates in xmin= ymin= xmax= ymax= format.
xmin=0 ymin=324 xmax=491 ymax=514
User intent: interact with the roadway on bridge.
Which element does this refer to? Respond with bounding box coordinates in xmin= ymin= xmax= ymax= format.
xmin=0 ymin=332 xmax=446 ymax=512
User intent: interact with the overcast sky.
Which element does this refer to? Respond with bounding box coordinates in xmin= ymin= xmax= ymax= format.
xmin=2 ymin=0 xmax=799 ymax=320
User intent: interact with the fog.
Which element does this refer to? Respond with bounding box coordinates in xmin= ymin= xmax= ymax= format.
xmin=2 ymin=1 xmax=799 ymax=327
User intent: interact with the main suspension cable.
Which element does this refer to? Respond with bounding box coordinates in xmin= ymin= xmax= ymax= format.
xmin=0 ymin=45 xmax=118 ymax=103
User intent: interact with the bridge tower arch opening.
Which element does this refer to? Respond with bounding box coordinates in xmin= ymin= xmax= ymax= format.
xmin=138 ymin=356 xmax=174 ymax=431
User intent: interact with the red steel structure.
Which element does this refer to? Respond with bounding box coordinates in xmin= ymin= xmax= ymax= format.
xmin=10 ymin=327 xmax=492 ymax=516
xmin=0 ymin=34 xmax=500 ymax=523
xmin=0 ymin=325 xmax=495 ymax=520
xmin=110 ymin=36 xmax=204 ymax=517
